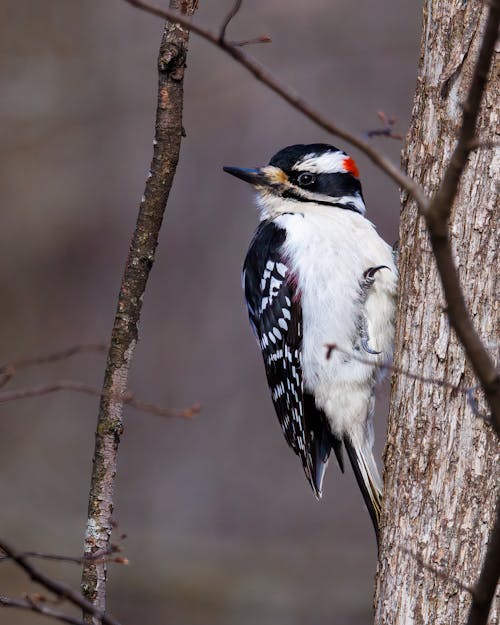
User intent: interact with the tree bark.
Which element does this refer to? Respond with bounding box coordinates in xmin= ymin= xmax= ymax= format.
xmin=375 ymin=2 xmax=499 ymax=624
xmin=80 ymin=1 xmax=198 ymax=621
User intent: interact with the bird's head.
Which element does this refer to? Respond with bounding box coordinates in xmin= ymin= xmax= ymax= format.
xmin=224 ymin=143 xmax=365 ymax=218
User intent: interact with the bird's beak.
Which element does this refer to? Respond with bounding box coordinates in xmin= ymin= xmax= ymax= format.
xmin=223 ymin=167 xmax=267 ymax=186
xmin=223 ymin=165 xmax=288 ymax=188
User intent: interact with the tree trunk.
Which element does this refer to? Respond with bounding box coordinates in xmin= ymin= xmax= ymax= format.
xmin=375 ymin=2 xmax=499 ymax=624
xmin=80 ymin=1 xmax=198 ymax=621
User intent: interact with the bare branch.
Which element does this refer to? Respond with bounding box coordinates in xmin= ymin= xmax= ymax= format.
xmin=326 ymin=343 xmax=461 ymax=392
xmin=364 ymin=127 xmax=402 ymax=141
xmin=0 ymin=343 xmax=106 ymax=390
xmin=0 ymin=380 xmax=199 ymax=420
xmin=0 ymin=545 xmax=127 ymax=567
xmin=123 ymin=0 xmax=429 ymax=211
xmin=80 ymin=1 xmax=199 ymax=620
xmin=466 ymin=499 xmax=500 ymax=625
xmin=0 ymin=344 xmax=106 ymax=377
xmin=0 ymin=540 xmax=122 ymax=625
xmin=423 ymin=0 xmax=500 ymax=436
xmin=219 ymin=0 xmax=242 ymax=42
xmin=365 ymin=111 xmax=403 ymax=140
xmin=0 ymin=372 xmax=12 ymax=390
xmin=0 ymin=595 xmax=85 ymax=625
xmin=230 ymin=34 xmax=272 ymax=47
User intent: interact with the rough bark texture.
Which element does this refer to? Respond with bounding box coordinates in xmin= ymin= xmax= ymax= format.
xmin=375 ymin=2 xmax=499 ymax=625
xmin=80 ymin=1 xmax=198 ymax=621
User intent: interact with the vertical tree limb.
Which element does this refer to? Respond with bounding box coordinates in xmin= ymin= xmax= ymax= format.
xmin=80 ymin=1 xmax=198 ymax=621
xmin=375 ymin=1 xmax=499 ymax=624
xmin=423 ymin=0 xmax=500 ymax=433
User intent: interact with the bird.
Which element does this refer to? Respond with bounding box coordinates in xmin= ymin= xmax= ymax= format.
xmin=223 ymin=143 xmax=397 ymax=538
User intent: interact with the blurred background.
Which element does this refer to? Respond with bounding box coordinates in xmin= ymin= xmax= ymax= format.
xmin=0 ymin=1 xmax=421 ymax=623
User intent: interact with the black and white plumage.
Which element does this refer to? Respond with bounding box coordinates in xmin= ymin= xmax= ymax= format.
xmin=224 ymin=144 xmax=397 ymax=538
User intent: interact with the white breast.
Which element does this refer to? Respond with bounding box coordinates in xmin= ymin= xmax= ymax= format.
xmin=275 ymin=205 xmax=397 ymax=439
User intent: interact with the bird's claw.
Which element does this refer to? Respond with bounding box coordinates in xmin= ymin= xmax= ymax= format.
xmin=361 ymin=336 xmax=381 ymax=355
xmin=363 ymin=265 xmax=390 ymax=285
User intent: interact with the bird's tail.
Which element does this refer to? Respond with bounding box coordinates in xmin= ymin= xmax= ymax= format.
xmin=343 ymin=434 xmax=382 ymax=542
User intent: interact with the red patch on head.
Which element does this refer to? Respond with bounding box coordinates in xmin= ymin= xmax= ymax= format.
xmin=343 ymin=157 xmax=360 ymax=178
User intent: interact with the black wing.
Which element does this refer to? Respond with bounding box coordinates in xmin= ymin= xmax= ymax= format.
xmin=243 ymin=220 xmax=339 ymax=497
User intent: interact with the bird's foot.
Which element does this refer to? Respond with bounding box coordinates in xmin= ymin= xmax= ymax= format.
xmin=361 ymin=335 xmax=381 ymax=355
xmin=362 ymin=265 xmax=390 ymax=289
xmin=359 ymin=312 xmax=382 ymax=355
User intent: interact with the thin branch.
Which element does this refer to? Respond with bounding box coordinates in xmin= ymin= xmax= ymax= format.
xmin=230 ymin=34 xmax=272 ymax=47
xmin=423 ymin=0 xmax=500 ymax=437
xmin=0 ymin=540 xmax=122 ymax=625
xmin=364 ymin=111 xmax=403 ymax=140
xmin=0 ymin=344 xmax=106 ymax=377
xmin=0 ymin=380 xmax=199 ymax=420
xmin=0 ymin=372 xmax=12 ymax=389
xmin=0 ymin=545 xmax=127 ymax=567
xmin=0 ymin=343 xmax=106 ymax=390
xmin=0 ymin=595 xmax=85 ymax=625
xmin=326 ymin=343 xmax=462 ymax=392
xmin=364 ymin=127 xmax=402 ymax=141
xmin=123 ymin=0 xmax=429 ymax=211
xmin=80 ymin=1 xmax=199 ymax=621
xmin=466 ymin=498 xmax=500 ymax=625
xmin=219 ymin=0 xmax=242 ymax=42
xmin=326 ymin=345 xmax=490 ymax=421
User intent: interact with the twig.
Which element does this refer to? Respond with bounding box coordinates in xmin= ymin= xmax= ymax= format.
xmin=466 ymin=498 xmax=500 ymax=625
xmin=0 ymin=380 xmax=199 ymax=420
xmin=326 ymin=346 xmax=491 ymax=421
xmin=0 ymin=595 xmax=85 ymax=625
xmin=0 ymin=344 xmax=106 ymax=377
xmin=325 ymin=343 xmax=490 ymax=414
xmin=423 ymin=0 xmax=500 ymax=437
xmin=0 ymin=540 xmax=121 ymax=625
xmin=0 ymin=372 xmax=12 ymax=389
xmin=365 ymin=111 xmax=403 ymax=140
xmin=326 ymin=343 xmax=466 ymax=392
xmin=401 ymin=546 xmax=474 ymax=595
xmin=230 ymin=34 xmax=272 ymax=47
xmin=364 ymin=127 xmax=402 ymax=140
xmin=80 ymin=1 xmax=199 ymax=621
xmin=0 ymin=545 xmax=127 ymax=566
xmin=219 ymin=0 xmax=242 ymax=42
xmin=0 ymin=343 xmax=106 ymax=390
xmin=123 ymin=0 xmax=429 ymax=211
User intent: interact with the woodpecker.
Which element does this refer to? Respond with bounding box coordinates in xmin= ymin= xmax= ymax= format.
xmin=224 ymin=143 xmax=397 ymax=537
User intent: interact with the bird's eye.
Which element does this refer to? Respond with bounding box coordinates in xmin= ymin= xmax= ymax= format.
xmin=297 ymin=172 xmax=316 ymax=187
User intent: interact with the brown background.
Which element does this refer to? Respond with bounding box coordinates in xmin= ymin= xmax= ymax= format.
xmin=0 ymin=1 xmax=420 ymax=623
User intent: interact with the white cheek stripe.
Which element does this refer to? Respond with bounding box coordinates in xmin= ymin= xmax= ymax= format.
xmin=293 ymin=151 xmax=348 ymax=174
xmin=299 ymin=188 xmax=365 ymax=213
